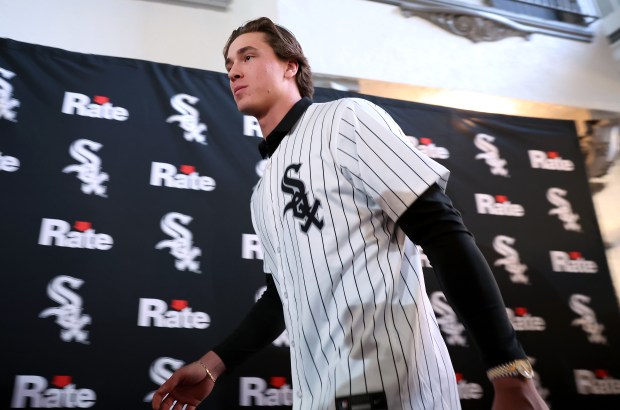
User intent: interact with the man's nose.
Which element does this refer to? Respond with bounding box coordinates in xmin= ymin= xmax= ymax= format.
xmin=228 ymin=65 xmax=241 ymax=81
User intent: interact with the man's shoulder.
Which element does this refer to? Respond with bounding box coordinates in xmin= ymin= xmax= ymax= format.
xmin=312 ymin=97 xmax=376 ymax=115
xmin=316 ymin=97 xmax=371 ymax=106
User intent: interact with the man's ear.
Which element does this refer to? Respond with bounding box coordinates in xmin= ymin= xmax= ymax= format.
xmin=284 ymin=60 xmax=299 ymax=79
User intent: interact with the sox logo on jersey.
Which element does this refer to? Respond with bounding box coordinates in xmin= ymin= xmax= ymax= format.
xmin=281 ymin=163 xmax=324 ymax=233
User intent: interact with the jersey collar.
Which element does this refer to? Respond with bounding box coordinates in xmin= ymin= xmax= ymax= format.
xmin=258 ymin=97 xmax=313 ymax=159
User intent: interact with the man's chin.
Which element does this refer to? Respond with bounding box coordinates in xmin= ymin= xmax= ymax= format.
xmin=234 ymin=98 xmax=247 ymax=111
xmin=236 ymin=102 xmax=258 ymax=117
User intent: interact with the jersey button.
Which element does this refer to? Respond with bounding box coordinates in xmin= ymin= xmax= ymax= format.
xmin=276 ymin=247 xmax=281 ymax=253
xmin=290 ymin=341 xmax=295 ymax=348
xmin=283 ymin=291 xmax=288 ymax=299
xmin=297 ymin=390 xmax=302 ymax=398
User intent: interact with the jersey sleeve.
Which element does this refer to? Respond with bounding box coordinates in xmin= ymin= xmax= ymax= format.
xmin=335 ymin=98 xmax=450 ymax=221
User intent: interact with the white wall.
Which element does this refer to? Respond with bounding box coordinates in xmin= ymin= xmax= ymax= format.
xmin=0 ymin=0 xmax=277 ymax=72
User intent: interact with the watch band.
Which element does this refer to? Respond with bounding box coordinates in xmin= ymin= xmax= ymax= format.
xmin=487 ymin=359 xmax=534 ymax=381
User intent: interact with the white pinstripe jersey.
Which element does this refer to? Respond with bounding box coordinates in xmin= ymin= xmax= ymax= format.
xmin=251 ymin=98 xmax=461 ymax=409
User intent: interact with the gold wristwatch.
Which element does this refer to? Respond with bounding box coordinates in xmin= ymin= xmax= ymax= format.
xmin=487 ymin=359 xmax=534 ymax=381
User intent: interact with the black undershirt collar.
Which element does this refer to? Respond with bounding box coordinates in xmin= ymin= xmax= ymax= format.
xmin=258 ymin=97 xmax=313 ymax=159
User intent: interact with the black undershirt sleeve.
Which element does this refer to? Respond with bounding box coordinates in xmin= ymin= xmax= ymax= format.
xmin=212 ymin=274 xmax=285 ymax=371
xmin=397 ymin=184 xmax=526 ymax=369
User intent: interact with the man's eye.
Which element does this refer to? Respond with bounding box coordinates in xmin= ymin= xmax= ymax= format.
xmin=245 ymin=55 xmax=254 ymax=61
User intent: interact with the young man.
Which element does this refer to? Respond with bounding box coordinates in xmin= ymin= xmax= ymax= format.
xmin=152 ymin=17 xmax=548 ymax=410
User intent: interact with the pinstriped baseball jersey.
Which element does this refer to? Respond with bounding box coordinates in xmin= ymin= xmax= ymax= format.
xmin=251 ymin=97 xmax=461 ymax=409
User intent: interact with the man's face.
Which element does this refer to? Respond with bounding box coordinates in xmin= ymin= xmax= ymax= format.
xmin=225 ymin=32 xmax=290 ymax=117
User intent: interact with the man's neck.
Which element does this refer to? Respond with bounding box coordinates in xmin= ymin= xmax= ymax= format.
xmin=258 ymin=94 xmax=302 ymax=139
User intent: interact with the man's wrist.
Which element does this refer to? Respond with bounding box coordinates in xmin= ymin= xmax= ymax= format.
xmin=199 ymin=351 xmax=226 ymax=381
xmin=487 ymin=359 xmax=534 ymax=381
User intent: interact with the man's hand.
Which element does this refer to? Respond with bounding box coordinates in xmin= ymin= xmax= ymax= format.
xmin=491 ymin=377 xmax=549 ymax=410
xmin=152 ymin=351 xmax=225 ymax=410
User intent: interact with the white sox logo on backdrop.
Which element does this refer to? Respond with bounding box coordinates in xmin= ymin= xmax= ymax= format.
xmin=155 ymin=212 xmax=202 ymax=273
xmin=281 ymin=163 xmax=324 ymax=233
xmin=547 ymin=187 xmax=581 ymax=232
xmin=39 ymin=275 xmax=91 ymax=344
xmin=569 ymin=294 xmax=607 ymax=344
xmin=143 ymin=357 xmax=185 ymax=402
xmin=0 ymin=66 xmax=20 ymax=122
xmin=166 ymin=93 xmax=207 ymax=145
xmin=63 ymin=139 xmax=109 ymax=197
xmin=474 ymin=133 xmax=509 ymax=177
xmin=493 ymin=235 xmax=529 ymax=284
xmin=430 ymin=291 xmax=467 ymax=346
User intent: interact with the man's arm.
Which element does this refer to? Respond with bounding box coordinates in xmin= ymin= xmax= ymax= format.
xmin=152 ymin=274 xmax=285 ymax=410
xmin=397 ymin=184 xmax=523 ymax=367
xmin=397 ymin=184 xmax=548 ymax=409
xmin=212 ymin=273 xmax=286 ymax=370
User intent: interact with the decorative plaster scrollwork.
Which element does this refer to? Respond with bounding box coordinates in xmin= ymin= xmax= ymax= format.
xmin=422 ymin=13 xmax=530 ymax=42
xmin=371 ymin=0 xmax=593 ymax=42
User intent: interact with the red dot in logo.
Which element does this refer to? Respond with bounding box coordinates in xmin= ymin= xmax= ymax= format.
xmin=515 ymin=307 xmax=528 ymax=316
xmin=270 ymin=376 xmax=286 ymax=388
xmin=52 ymin=375 xmax=72 ymax=388
xmin=420 ymin=137 xmax=432 ymax=145
xmin=455 ymin=373 xmax=463 ymax=382
xmin=495 ymin=195 xmax=508 ymax=203
xmin=179 ymin=165 xmax=195 ymax=175
xmin=569 ymin=251 xmax=582 ymax=260
xmin=74 ymin=221 xmax=92 ymax=232
xmin=595 ymin=369 xmax=609 ymax=378
xmin=93 ymin=95 xmax=109 ymax=105
xmin=170 ymin=300 xmax=188 ymax=310
xmin=547 ymin=151 xmax=559 ymax=159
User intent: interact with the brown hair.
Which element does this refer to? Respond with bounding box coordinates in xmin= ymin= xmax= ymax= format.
xmin=223 ymin=17 xmax=314 ymax=99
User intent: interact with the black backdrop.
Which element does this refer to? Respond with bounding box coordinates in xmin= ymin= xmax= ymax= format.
xmin=1 ymin=37 xmax=619 ymax=409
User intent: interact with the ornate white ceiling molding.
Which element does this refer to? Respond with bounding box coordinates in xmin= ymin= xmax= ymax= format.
xmin=410 ymin=8 xmax=532 ymax=41
xmin=370 ymin=0 xmax=594 ymax=42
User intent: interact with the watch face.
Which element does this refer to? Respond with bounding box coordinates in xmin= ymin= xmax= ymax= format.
xmin=516 ymin=361 xmax=534 ymax=379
